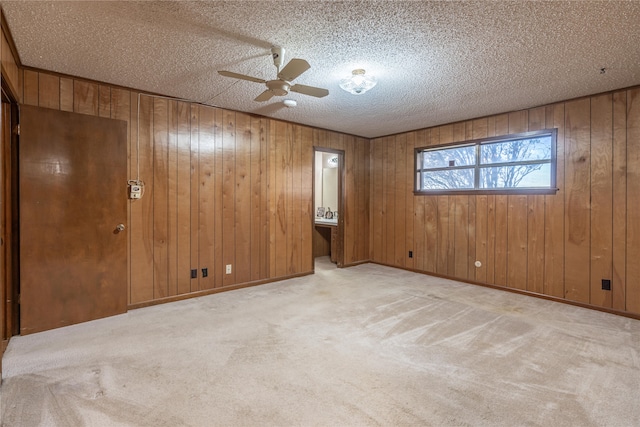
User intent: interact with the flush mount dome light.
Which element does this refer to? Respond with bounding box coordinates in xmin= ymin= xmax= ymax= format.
xmin=339 ymin=69 xmax=377 ymax=95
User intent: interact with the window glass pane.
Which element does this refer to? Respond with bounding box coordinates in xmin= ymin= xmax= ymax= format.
xmin=421 ymin=145 xmax=475 ymax=169
xmin=480 ymin=136 xmax=552 ymax=165
xmin=421 ymin=168 xmax=474 ymax=190
xmin=479 ymin=163 xmax=550 ymax=188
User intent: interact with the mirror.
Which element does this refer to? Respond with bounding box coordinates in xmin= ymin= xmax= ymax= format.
xmin=314 ymin=151 xmax=339 ymax=224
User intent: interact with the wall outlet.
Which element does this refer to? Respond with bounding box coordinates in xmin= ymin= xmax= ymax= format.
xmin=191 ymin=269 xmax=197 ymax=279
xmin=408 ymin=251 xmax=413 ymax=258
xmin=602 ymin=279 xmax=611 ymax=291
xmin=202 ymin=268 xmax=208 ymax=278
xmin=226 ymin=264 xmax=232 ymax=274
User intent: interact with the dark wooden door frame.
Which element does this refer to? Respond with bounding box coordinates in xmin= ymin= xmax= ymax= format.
xmin=0 ymin=82 xmax=19 ymax=377
xmin=312 ymin=147 xmax=345 ymax=268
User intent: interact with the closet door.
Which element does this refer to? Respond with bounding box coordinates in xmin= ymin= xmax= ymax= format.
xmin=20 ymin=105 xmax=128 ymax=334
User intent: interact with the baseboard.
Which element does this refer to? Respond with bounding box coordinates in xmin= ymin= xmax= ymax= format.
xmin=128 ymin=271 xmax=314 ymax=310
xmin=369 ymin=261 xmax=640 ymax=321
xmin=340 ymin=259 xmax=371 ymax=268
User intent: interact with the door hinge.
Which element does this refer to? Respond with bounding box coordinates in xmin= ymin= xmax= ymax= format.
xmin=15 ymin=124 xmax=20 ymax=136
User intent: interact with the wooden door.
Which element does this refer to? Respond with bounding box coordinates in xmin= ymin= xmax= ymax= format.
xmin=19 ymin=105 xmax=128 ymax=335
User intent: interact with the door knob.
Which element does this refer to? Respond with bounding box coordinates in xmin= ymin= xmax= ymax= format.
xmin=116 ymin=224 xmax=125 ymax=232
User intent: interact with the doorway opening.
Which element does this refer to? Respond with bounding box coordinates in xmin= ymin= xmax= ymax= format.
xmin=312 ymin=148 xmax=344 ymax=269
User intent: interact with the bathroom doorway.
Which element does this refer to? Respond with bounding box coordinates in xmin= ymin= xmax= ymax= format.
xmin=312 ymin=148 xmax=344 ymax=267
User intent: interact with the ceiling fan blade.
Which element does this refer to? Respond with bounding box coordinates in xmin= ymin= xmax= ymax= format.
xmin=254 ymin=90 xmax=275 ymax=102
xmin=290 ymin=84 xmax=329 ymax=98
xmin=218 ymin=70 xmax=265 ymax=84
xmin=277 ymin=58 xmax=310 ymax=82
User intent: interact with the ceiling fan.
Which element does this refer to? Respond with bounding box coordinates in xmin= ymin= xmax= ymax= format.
xmin=218 ymin=46 xmax=329 ymax=102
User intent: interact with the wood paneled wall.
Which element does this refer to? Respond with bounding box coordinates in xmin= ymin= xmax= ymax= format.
xmin=1 ymin=24 xmax=20 ymax=103
xmin=22 ymin=69 xmax=370 ymax=306
xmin=13 ymin=70 xmax=640 ymax=317
xmin=370 ymin=88 xmax=640 ymax=316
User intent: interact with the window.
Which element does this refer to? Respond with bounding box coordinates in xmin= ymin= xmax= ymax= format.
xmin=415 ymin=129 xmax=557 ymax=194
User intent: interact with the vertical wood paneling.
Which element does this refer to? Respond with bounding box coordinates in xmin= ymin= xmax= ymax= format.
xmin=285 ymin=125 xmax=294 ymax=272
xmin=506 ymin=195 xmax=527 ymax=289
xmin=176 ymin=101 xmax=191 ymax=295
xmin=486 ymin=195 xmax=496 ymax=284
xmin=494 ymin=195 xmax=508 ymax=286
xmin=475 ymin=195 xmax=487 ymax=282
xmin=379 ymin=137 xmax=388 ymax=263
xmin=60 ymin=77 xmax=73 ymax=112
xmin=300 ymin=126 xmax=313 ymax=271
xmin=98 ymin=85 xmax=111 ymax=118
xmin=260 ymin=119 xmax=270 ymax=278
xmin=167 ymin=101 xmax=178 ymax=296
xmin=564 ymin=98 xmax=591 ymax=303
xmin=212 ymin=108 xmax=224 ymax=287
xmin=454 ymin=195 xmax=469 ymax=279
xmin=526 ymin=195 xmax=545 ymax=293
xmin=38 ymin=73 xmax=59 ymax=109
xmin=24 ymin=68 xmax=640 ymax=317
xmin=199 ymin=106 xmax=215 ymax=290
xmin=250 ymin=117 xmax=263 ymax=280
xmin=371 ymin=138 xmax=383 ymax=262
xmin=544 ymin=104 xmax=566 ymax=298
xmin=189 ymin=104 xmax=200 ymax=292
xmin=344 ymin=135 xmax=355 ymax=264
xmin=361 ymin=137 xmax=371 ymax=262
xmin=73 ymin=80 xmax=98 ymax=116
xmin=436 ymin=196 xmax=449 ymax=275
xmin=395 ymin=134 xmax=407 ymax=266
xmin=222 ymin=110 xmax=237 ymax=285
xmin=23 ymin=69 xmax=38 ymax=106
xmin=385 ymin=137 xmax=396 ymax=265
xmin=405 ymin=132 xmax=415 ymax=269
xmin=626 ymin=88 xmax=640 ymax=313
xmin=269 ymin=125 xmax=277 ymax=275
xmin=130 ymin=95 xmax=154 ymax=304
xmin=274 ymin=121 xmax=287 ymax=277
xmin=413 ymin=130 xmax=426 ymax=271
xmin=288 ymin=124 xmax=300 ymax=273
xmin=612 ymin=92 xmax=627 ymax=310
xmin=21 ymin=71 xmax=366 ymax=314
xmin=152 ymin=98 xmax=169 ymax=299
xmin=235 ymin=113 xmax=251 ymax=284
xmin=233 ymin=113 xmax=252 ymax=283
xmin=590 ymin=94 xmax=613 ymax=307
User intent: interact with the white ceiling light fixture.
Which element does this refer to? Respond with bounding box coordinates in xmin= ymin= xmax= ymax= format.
xmin=339 ymin=69 xmax=377 ymax=95
xmin=283 ymin=99 xmax=297 ymax=108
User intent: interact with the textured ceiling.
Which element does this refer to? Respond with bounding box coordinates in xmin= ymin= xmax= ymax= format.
xmin=2 ymin=1 xmax=640 ymax=138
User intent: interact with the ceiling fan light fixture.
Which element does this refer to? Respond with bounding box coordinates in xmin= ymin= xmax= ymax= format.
xmin=283 ymin=99 xmax=297 ymax=108
xmin=339 ymin=69 xmax=377 ymax=95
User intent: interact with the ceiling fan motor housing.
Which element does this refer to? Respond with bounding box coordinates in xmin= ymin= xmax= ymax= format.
xmin=266 ymin=79 xmax=290 ymax=96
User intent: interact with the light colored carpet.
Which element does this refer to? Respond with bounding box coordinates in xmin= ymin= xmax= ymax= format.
xmin=1 ymin=257 xmax=639 ymax=426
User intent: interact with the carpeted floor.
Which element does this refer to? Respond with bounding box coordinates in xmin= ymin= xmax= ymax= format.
xmin=1 ymin=257 xmax=639 ymax=426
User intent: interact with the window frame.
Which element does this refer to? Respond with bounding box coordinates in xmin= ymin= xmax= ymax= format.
xmin=414 ymin=129 xmax=558 ymax=195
